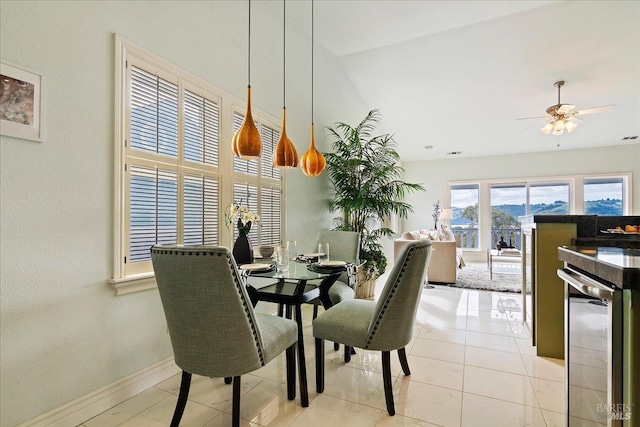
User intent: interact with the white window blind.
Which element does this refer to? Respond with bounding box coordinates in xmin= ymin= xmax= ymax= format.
xmin=260 ymin=124 xmax=281 ymax=180
xmin=260 ymin=185 xmax=281 ymax=246
xmin=129 ymin=165 xmax=178 ymax=262
xmin=124 ymin=59 xmax=221 ymax=272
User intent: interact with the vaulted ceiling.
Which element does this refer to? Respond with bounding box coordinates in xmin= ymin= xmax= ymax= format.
xmin=277 ymin=0 xmax=640 ymax=161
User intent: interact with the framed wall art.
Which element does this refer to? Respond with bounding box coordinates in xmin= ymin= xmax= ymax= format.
xmin=1 ymin=61 xmax=42 ymax=142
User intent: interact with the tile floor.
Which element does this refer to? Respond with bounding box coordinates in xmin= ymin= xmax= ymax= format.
xmin=80 ymin=276 xmax=566 ymax=427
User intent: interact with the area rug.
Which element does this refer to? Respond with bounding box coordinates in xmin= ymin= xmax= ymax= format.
xmin=443 ymin=262 xmax=522 ymax=293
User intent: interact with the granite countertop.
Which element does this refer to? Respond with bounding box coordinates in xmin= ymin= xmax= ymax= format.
xmin=558 ymin=246 xmax=640 ymax=290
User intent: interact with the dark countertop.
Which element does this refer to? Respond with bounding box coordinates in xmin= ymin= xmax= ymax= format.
xmin=558 ymin=246 xmax=640 ymax=290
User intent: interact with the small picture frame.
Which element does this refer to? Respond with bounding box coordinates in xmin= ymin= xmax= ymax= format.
xmin=1 ymin=61 xmax=42 ymax=142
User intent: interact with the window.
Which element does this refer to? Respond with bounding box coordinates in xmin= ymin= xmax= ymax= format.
xmin=123 ymin=61 xmax=221 ymax=277
xmin=448 ymin=173 xmax=630 ymax=252
xmin=450 ymin=184 xmax=479 ymax=248
xmin=584 ymin=178 xmax=623 ymax=215
xmin=490 ymin=185 xmax=526 ymax=249
xmin=113 ymin=37 xmax=283 ymax=288
xmin=529 ymin=183 xmax=569 ymax=215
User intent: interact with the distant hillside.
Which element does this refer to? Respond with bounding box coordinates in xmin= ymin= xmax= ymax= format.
xmin=451 ymin=199 xmax=622 ymax=225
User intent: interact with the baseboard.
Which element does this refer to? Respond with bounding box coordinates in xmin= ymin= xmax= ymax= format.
xmin=17 ymin=357 xmax=180 ymax=427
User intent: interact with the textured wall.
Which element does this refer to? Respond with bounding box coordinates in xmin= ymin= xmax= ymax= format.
xmin=0 ymin=1 xmax=367 ymax=425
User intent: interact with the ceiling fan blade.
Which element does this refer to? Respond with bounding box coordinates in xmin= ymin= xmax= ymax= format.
xmin=575 ymin=104 xmax=616 ymax=116
xmin=515 ymin=115 xmax=548 ymax=121
xmin=557 ymin=104 xmax=575 ymax=114
xmin=569 ymin=116 xmax=584 ymax=123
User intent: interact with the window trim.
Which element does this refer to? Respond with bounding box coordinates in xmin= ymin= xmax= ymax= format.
xmin=111 ymin=35 xmax=285 ymax=294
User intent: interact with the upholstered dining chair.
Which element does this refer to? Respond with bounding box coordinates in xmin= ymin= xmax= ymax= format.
xmin=312 ymin=239 xmax=432 ymax=416
xmin=151 ymin=245 xmax=299 ymax=427
xmin=310 ymin=230 xmax=361 ymax=318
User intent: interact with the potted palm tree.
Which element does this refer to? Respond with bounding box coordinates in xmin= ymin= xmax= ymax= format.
xmin=325 ymin=110 xmax=424 ymax=298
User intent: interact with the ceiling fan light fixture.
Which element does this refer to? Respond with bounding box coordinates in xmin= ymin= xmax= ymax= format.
xmin=552 ymin=128 xmax=564 ymax=136
xmin=553 ymin=120 xmax=566 ymax=131
xmin=541 ymin=123 xmax=554 ymax=134
xmin=566 ymin=120 xmax=578 ymax=133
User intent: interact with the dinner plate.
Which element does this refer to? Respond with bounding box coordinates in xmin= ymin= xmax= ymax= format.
xmin=239 ymin=263 xmax=273 ymax=272
xmin=303 ymin=253 xmax=324 ymax=257
xmin=318 ymin=260 xmax=347 ymax=268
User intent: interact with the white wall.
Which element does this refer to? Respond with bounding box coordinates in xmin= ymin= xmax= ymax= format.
xmin=401 ymin=143 xmax=640 ymax=243
xmin=0 ymin=1 xmax=368 ymax=425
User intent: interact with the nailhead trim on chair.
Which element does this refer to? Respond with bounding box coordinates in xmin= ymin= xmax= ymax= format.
xmin=364 ymin=242 xmax=429 ymax=349
xmin=151 ymin=246 xmax=266 ymax=366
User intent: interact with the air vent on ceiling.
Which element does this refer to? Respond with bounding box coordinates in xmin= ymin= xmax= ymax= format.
xmin=622 ymin=136 xmax=638 ymax=140
xmin=446 ymin=151 xmax=462 ymax=155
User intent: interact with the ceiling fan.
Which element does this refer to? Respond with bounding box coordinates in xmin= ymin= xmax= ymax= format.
xmin=516 ymin=81 xmax=616 ymax=136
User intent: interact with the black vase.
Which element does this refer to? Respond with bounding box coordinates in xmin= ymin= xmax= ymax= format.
xmin=233 ymin=235 xmax=254 ymax=265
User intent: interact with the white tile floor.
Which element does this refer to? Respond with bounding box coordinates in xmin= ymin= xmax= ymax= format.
xmin=80 ymin=280 xmax=566 ymax=427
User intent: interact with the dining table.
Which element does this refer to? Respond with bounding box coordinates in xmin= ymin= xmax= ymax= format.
xmin=241 ymin=258 xmax=358 ymax=407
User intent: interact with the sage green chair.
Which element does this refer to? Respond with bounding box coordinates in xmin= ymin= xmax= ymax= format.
xmin=312 ymin=240 xmax=432 ymax=416
xmin=151 ymin=245 xmax=299 ymax=427
xmin=311 ymin=230 xmax=361 ymax=317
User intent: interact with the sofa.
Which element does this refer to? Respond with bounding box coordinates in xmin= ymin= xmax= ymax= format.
xmin=394 ymin=229 xmax=465 ymax=284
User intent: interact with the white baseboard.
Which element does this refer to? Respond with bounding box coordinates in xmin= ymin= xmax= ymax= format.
xmin=17 ymin=357 xmax=180 ymax=427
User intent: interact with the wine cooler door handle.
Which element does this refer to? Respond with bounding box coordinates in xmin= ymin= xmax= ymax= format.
xmin=557 ymin=268 xmax=614 ymax=300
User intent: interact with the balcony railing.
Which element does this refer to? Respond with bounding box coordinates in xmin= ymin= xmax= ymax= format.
xmin=451 ymin=227 xmax=522 ymax=250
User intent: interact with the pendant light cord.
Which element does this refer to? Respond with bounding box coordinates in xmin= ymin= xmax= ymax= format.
xmin=311 ymin=0 xmax=314 ymax=124
xmin=248 ymin=0 xmax=251 ymax=86
xmin=283 ymin=0 xmax=286 ymax=108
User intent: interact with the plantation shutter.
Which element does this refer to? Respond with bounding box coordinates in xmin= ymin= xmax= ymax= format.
xmin=184 ymin=90 xmax=219 ymax=166
xmin=260 ymin=124 xmax=280 ymax=180
xmin=130 ymin=66 xmax=178 ymax=157
xmin=129 ymin=165 xmax=178 ymax=262
xmin=260 ymin=185 xmax=281 ymax=246
xmin=183 ymin=174 xmax=219 ymax=245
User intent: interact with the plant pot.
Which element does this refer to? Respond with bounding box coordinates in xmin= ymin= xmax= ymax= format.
xmin=233 ymin=235 xmax=254 ymax=265
xmin=355 ymin=266 xmax=376 ymax=299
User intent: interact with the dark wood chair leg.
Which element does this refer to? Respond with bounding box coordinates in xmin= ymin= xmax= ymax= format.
xmin=313 ymin=304 xmax=319 ymax=319
xmin=286 ymin=343 xmax=296 ymax=400
xmin=315 ymin=338 xmax=325 ymax=393
xmin=295 ymin=304 xmax=309 ymax=407
xmin=382 ymin=351 xmax=395 ymax=416
xmin=224 ymin=377 xmax=232 ymax=384
xmin=278 ymin=303 xmax=284 ymax=317
xmin=344 ymin=345 xmax=351 ymax=363
xmin=232 ymin=376 xmax=241 ymax=427
xmin=170 ymin=371 xmax=192 ymax=427
xmin=398 ymin=347 xmax=411 ymax=375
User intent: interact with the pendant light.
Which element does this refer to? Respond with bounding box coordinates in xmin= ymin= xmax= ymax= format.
xmin=232 ymin=0 xmax=262 ymax=160
xmin=273 ymin=0 xmax=298 ymax=169
xmin=301 ymin=0 xmax=326 ymax=177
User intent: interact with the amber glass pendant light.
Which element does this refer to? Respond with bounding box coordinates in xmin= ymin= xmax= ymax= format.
xmin=301 ymin=0 xmax=325 ymax=177
xmin=273 ymin=0 xmax=298 ymax=169
xmin=232 ymin=0 xmax=261 ymax=160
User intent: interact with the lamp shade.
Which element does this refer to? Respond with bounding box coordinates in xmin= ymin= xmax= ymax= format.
xmin=273 ymin=108 xmax=298 ymax=168
xmin=301 ymin=124 xmax=325 ymax=176
xmin=440 ymin=208 xmax=452 ymax=220
xmin=232 ymin=86 xmax=261 ymax=159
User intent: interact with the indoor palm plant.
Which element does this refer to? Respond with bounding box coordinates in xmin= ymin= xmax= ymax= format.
xmin=325 ymin=110 xmax=424 ymax=297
